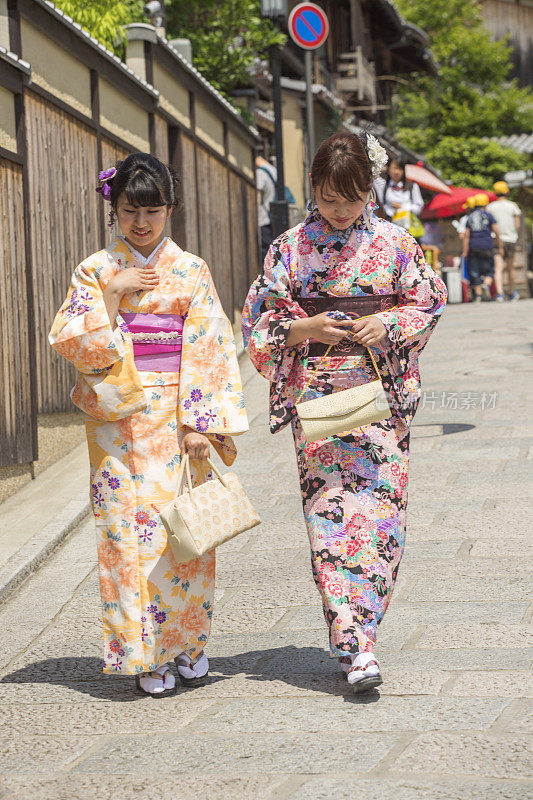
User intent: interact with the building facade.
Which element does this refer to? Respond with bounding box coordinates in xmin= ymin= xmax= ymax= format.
xmin=234 ymin=0 xmax=436 ymax=211
xmin=481 ymin=0 xmax=533 ymax=88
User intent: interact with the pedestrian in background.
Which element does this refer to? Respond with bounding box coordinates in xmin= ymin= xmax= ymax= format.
xmin=487 ymin=181 xmax=522 ymax=302
xmin=49 ymin=153 xmax=247 ymax=696
xmin=374 ymin=157 xmax=424 ymax=222
xmin=256 ymin=152 xmax=278 ymax=261
xmin=462 ymin=193 xmax=503 ymax=302
xmin=243 ymin=133 xmax=446 ymax=693
xmin=456 ymin=195 xmax=477 ymax=241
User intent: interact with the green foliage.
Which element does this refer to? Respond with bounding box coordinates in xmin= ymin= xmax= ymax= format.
xmin=165 ymin=0 xmax=286 ymax=96
xmin=53 ymin=0 xmax=144 ymax=53
xmin=417 ymin=137 xmax=529 ymax=189
xmin=394 ymin=0 xmax=533 ymax=184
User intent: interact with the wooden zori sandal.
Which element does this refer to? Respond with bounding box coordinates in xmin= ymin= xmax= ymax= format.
xmin=345 ymin=652 xmax=383 ymax=694
xmin=175 ymin=652 xmax=209 ymax=687
xmin=135 ymin=663 xmax=177 ymax=697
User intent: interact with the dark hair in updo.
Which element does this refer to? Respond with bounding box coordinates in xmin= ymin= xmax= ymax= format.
xmin=310 ymin=132 xmax=372 ymax=203
xmin=109 ymin=152 xmax=181 ymax=211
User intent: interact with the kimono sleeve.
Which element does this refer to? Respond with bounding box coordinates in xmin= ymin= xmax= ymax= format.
xmin=48 ymin=260 xmax=126 ymax=375
xmin=179 ymin=260 xmax=248 ymax=436
xmin=374 ymin=237 xmax=447 ymax=358
xmin=241 ymin=241 xmax=307 ymax=382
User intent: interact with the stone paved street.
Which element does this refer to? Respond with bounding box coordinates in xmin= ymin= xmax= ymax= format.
xmin=0 ymin=300 xmax=532 ymax=800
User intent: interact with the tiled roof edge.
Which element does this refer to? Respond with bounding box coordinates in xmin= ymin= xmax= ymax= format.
xmin=0 ymin=45 xmax=31 ymax=73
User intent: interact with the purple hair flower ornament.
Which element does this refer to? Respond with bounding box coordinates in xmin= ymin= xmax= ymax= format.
xmin=96 ymin=167 xmax=117 ymax=226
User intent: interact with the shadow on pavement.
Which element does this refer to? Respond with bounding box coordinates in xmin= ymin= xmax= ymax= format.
xmin=1 ymin=647 xmax=382 ymax=703
xmin=210 ymin=645 xmax=382 ymax=705
xmin=411 ymin=422 xmax=475 ymax=438
xmin=0 ymin=657 xmax=143 ymax=702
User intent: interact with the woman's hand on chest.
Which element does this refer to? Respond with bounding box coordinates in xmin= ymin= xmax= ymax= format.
xmin=106 ymin=267 xmax=159 ymax=297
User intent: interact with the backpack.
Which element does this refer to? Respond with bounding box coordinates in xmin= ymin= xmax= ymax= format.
xmin=258 ymin=166 xmax=296 ymax=209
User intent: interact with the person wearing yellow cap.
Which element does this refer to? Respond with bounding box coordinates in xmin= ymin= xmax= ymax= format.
xmin=455 ymin=195 xmax=477 ymax=241
xmin=461 ymin=193 xmax=503 ymax=302
xmin=487 ymin=181 xmax=522 ymax=302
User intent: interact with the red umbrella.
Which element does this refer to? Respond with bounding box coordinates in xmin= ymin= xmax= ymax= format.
xmin=420 ymin=187 xmax=497 ymax=220
xmin=405 ymin=163 xmax=451 ymax=194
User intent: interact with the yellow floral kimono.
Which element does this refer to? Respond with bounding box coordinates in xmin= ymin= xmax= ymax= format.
xmin=49 ymin=236 xmax=248 ymax=675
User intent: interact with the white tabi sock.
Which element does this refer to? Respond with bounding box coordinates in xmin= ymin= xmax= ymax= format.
xmin=139 ymin=663 xmax=175 ymax=694
xmin=346 ymin=652 xmax=380 ymax=685
xmin=176 ymin=652 xmax=209 ymax=680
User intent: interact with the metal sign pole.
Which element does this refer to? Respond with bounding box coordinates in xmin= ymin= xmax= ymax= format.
xmin=305 ymin=49 xmax=315 ymax=196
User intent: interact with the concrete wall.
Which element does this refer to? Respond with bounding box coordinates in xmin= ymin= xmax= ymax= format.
xmin=0 ymin=85 xmax=16 ymax=152
xmin=153 ymin=61 xmax=190 ymax=128
xmin=280 ymin=90 xmax=338 ymax=210
xmin=20 ymin=19 xmax=92 ymax=118
xmin=99 ymin=79 xmax=150 ymax=152
xmin=228 ymin=131 xmax=254 ymax=180
xmin=281 ymin=90 xmax=306 ymax=208
xmin=0 ymin=0 xmax=9 ymax=50
xmin=195 ymin=100 xmax=225 ymax=157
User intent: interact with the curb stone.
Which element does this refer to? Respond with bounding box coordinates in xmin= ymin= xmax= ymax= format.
xmin=0 ymin=491 xmax=91 ymax=605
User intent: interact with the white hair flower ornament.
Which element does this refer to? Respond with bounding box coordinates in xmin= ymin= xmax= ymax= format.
xmin=366 ymin=134 xmax=388 ymax=178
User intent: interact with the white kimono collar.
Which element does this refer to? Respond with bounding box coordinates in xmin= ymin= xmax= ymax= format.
xmin=117 ymin=235 xmax=170 ymax=267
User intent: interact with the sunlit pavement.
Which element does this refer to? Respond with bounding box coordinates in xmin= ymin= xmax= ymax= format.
xmin=0 ymin=299 xmax=531 ymax=800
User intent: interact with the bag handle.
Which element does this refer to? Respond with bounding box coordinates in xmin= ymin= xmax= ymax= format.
xmin=174 ymin=453 xmax=229 ymax=499
xmin=205 ymin=457 xmax=229 ymax=489
xmin=175 ymin=452 xmax=193 ymax=497
xmin=296 ymin=308 xmax=396 ymax=404
xmin=198 ymin=459 xmax=209 ymax=484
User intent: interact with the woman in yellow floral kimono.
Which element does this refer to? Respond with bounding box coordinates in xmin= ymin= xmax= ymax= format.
xmin=49 ymin=153 xmax=248 ymax=696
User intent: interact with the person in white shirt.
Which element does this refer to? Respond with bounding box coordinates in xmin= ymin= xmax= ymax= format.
xmin=374 ymin=158 xmax=424 ymax=221
xmin=256 ymin=154 xmax=278 ymax=262
xmin=487 ymin=181 xmax=522 ymax=302
xmin=455 ymin=195 xmax=477 ymax=240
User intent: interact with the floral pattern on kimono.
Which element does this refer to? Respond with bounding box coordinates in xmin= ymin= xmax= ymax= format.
xmin=242 ymin=210 xmax=446 ymax=655
xmin=50 ymin=236 xmax=248 ymax=674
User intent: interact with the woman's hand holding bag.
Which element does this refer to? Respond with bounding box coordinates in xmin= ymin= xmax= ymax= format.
xmin=181 ymin=427 xmax=210 ymax=460
xmin=294 ymin=310 xmax=393 ymax=443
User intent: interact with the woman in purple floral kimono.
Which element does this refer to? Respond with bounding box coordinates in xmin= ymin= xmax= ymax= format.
xmin=242 ymin=133 xmax=447 ymax=692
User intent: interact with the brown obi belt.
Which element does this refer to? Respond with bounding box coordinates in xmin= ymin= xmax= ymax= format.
xmin=295 ymin=294 xmax=397 ymax=357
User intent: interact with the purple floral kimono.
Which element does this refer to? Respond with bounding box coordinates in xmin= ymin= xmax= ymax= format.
xmin=242 ymin=209 xmax=447 ymax=656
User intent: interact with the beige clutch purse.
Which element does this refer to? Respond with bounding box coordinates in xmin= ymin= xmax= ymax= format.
xmin=159 ymin=453 xmax=261 ymax=564
xmin=295 ymin=342 xmax=392 ymax=443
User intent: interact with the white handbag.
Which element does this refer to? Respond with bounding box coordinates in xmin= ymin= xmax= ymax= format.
xmin=295 ymin=342 xmax=392 ymax=443
xmin=159 ymin=453 xmax=261 ymax=564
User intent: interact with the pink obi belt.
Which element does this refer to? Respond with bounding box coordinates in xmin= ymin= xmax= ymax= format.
xmin=122 ymin=312 xmax=184 ymax=372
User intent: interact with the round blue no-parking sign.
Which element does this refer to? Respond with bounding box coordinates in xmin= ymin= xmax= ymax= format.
xmin=288 ymin=3 xmax=329 ymax=50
